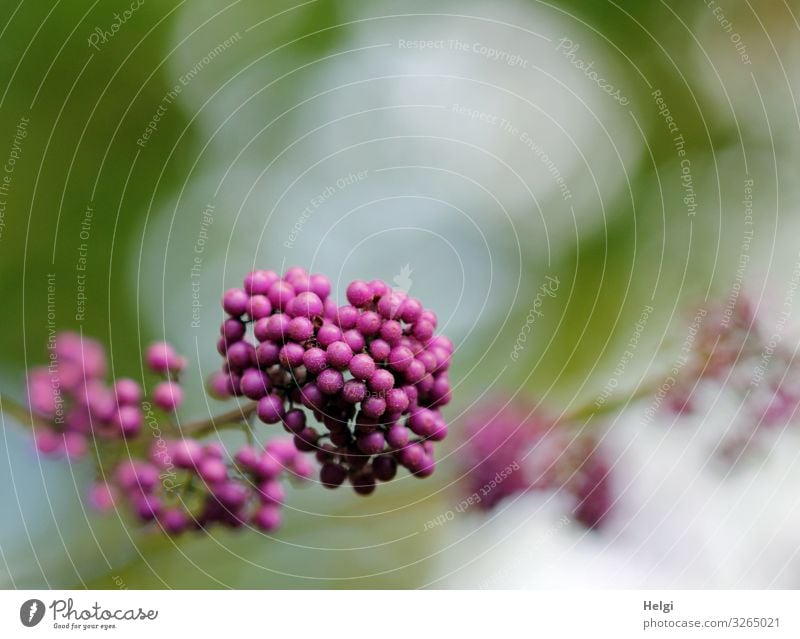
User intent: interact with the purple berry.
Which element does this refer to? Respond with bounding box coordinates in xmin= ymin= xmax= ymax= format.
xmin=346 ymin=280 xmax=372 ymax=307
xmin=320 ymin=462 xmax=347 ymax=488
xmin=349 ymin=353 xmax=376 ymax=380
xmin=223 ymin=288 xmax=250 ymax=316
xmin=247 ymin=294 xmax=273 ymax=319
xmin=278 ymin=343 xmax=305 ymax=368
xmin=114 ymin=378 xmax=142 ymax=405
xmin=388 ymin=346 xmax=414 ymax=372
xmin=303 ymin=347 xmax=328 ymax=374
xmin=386 ymin=424 xmax=410 ymax=448
xmin=253 ymin=505 xmax=282 ymax=532
xmin=357 ymin=430 xmax=385 ymax=455
xmin=372 ymin=455 xmax=397 ymax=482
xmin=292 ymin=291 xmax=324 ymax=318
xmin=255 ymin=341 xmax=280 ymax=367
xmin=146 ymin=342 xmax=185 ymax=374
xmin=361 ymin=396 xmax=386 ymax=418
xmin=244 ymin=269 xmax=279 ymax=295
xmin=308 ymin=273 xmax=331 ymax=298
xmin=152 ymin=381 xmax=183 ymax=411
xmin=326 ymin=340 xmax=354 ymax=369
xmin=226 ymin=341 xmax=254 ymax=370
xmin=317 ymin=323 xmax=342 ymax=347
xmin=317 ymin=368 xmax=344 ymax=395
xmin=282 ymin=409 xmax=306 ymax=434
xmin=343 ymin=329 xmax=365 ymax=352
xmin=288 ymin=316 xmax=314 ymax=341
xmin=385 ymin=388 xmax=410 ymax=413
xmin=356 ymin=311 xmax=381 ymax=336
xmin=342 ymin=379 xmax=367 ymax=404
xmin=369 ymin=339 xmax=391 ymax=361
xmin=267 ymin=280 xmax=295 ymax=310
xmin=335 ymin=305 xmax=359 ymax=329
xmin=368 ymin=369 xmax=395 ymax=393
xmin=379 ymin=320 xmax=403 ymax=344
xmin=257 ymin=394 xmax=285 ymax=424
xmin=240 ymin=368 xmax=271 ymax=400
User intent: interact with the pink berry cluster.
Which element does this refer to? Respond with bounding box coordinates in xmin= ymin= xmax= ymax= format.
xmin=212 ymin=267 xmax=453 ymax=495
xmin=94 ymin=438 xmax=311 ymax=534
xmin=462 ymin=402 xmax=612 ymax=529
xmin=26 ymin=332 xmax=307 ymax=535
xmin=26 ymin=332 xmax=143 ymax=458
xmin=666 ymin=297 xmax=800 ymax=460
xmin=26 ymin=335 xmax=190 ymax=459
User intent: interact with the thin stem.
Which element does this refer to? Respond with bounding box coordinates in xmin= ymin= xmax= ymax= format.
xmin=181 ymin=401 xmax=259 ymax=437
xmin=0 ymin=393 xmax=38 ymax=429
xmin=560 ymin=377 xmax=663 ymax=426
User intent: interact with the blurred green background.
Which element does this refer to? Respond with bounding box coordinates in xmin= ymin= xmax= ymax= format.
xmin=1 ymin=0 xmax=798 ymax=588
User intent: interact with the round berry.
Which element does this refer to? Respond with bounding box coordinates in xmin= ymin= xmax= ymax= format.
xmin=292 ymin=291 xmax=324 ymax=318
xmin=247 ymin=294 xmax=273 ymax=320
xmin=342 ymin=379 xmax=367 ymax=404
xmin=349 ymin=353 xmax=376 ymax=380
xmin=372 ymin=455 xmax=398 ymax=481
xmin=356 ymin=311 xmax=382 ymax=336
xmin=346 ymin=280 xmax=372 ymax=307
xmin=317 ymin=368 xmax=344 ymax=395
xmin=244 ymin=269 xmax=279 ymax=295
xmin=288 ymin=316 xmax=314 ymax=341
xmin=326 ymin=341 xmax=353 ymax=369
xmin=153 ymin=381 xmax=183 ymax=411
xmin=317 ymin=323 xmax=342 ymax=347
xmin=257 ymin=394 xmax=285 ymax=424
xmin=222 ymin=288 xmax=249 ymax=316
xmin=240 ymin=368 xmax=271 ymax=400
xmin=303 ymin=347 xmax=328 ymax=374
xmin=320 ymin=462 xmax=347 ymax=488
xmin=278 ymin=343 xmax=305 ymax=368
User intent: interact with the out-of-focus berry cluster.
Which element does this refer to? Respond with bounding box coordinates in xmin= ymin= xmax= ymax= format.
xmin=26 ymin=333 xmax=309 ymax=534
xmin=92 ymin=438 xmax=311 ymax=533
xmin=666 ymin=298 xmax=800 ymax=460
xmin=461 ymin=402 xmax=612 ymax=529
xmin=27 ymin=332 xmax=144 ymax=458
xmin=212 ymin=267 xmax=453 ymax=495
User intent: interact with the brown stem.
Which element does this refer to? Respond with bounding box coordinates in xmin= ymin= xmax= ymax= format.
xmin=180 ymin=401 xmax=259 ymax=437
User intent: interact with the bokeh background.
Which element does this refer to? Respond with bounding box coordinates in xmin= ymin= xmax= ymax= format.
xmin=2 ymin=0 xmax=800 ymax=588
